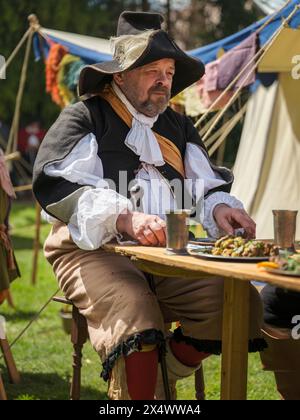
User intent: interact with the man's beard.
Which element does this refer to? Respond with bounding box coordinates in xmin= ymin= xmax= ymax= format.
xmin=122 ymin=85 xmax=171 ymax=117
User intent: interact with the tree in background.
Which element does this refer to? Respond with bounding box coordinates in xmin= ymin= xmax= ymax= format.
xmin=0 ymin=0 xmax=148 ymax=130
xmin=173 ymin=0 xmax=261 ymax=49
xmin=0 ymin=0 xmax=261 ymax=131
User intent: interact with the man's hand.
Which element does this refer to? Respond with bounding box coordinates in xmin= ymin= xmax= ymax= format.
xmin=116 ymin=211 xmax=167 ymax=246
xmin=213 ymin=204 xmax=256 ymax=239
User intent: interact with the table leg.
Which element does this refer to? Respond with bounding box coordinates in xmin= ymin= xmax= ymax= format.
xmin=221 ymin=278 xmax=250 ymax=400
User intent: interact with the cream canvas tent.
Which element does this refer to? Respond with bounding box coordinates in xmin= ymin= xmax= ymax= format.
xmin=231 ymin=26 xmax=300 ymax=239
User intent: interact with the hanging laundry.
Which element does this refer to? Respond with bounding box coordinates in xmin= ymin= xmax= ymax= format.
xmin=0 ymin=149 xmax=20 ymax=305
xmin=195 ymin=34 xmax=258 ymax=112
xmin=205 ymin=60 xmax=219 ymax=92
xmin=197 ymin=71 xmax=234 ymax=111
xmin=183 ymin=84 xmax=205 ymax=117
xmin=217 ymin=33 xmax=258 ymax=90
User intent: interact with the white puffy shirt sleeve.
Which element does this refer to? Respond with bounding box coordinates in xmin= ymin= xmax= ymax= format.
xmin=44 ymin=133 xmax=132 ymax=250
xmin=184 ymin=143 xmax=244 ymax=238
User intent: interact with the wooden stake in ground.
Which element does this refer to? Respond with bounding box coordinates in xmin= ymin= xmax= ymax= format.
xmin=0 ymin=372 xmax=7 ymax=400
xmin=0 ymin=315 xmax=20 ymax=396
xmin=0 ymin=339 xmax=20 ymax=384
xmin=31 ymin=202 xmax=41 ymax=285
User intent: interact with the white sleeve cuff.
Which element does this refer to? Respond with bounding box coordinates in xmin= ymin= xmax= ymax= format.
xmin=68 ymin=188 xmax=133 ymax=250
xmin=203 ymin=191 xmax=244 ymax=239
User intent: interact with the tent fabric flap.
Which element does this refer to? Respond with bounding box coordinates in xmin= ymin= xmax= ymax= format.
xmin=258 ymin=27 xmax=300 ymax=73
xmin=231 ymin=81 xmax=278 ymax=212
xmin=232 ymin=73 xmax=300 ymax=240
xmin=39 ymin=27 xmax=112 ymax=63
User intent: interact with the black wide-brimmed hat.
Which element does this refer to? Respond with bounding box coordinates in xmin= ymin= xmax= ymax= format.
xmin=78 ymin=11 xmax=205 ymax=98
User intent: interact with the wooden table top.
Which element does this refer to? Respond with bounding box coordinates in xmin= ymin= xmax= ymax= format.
xmin=103 ymin=243 xmax=300 ymax=292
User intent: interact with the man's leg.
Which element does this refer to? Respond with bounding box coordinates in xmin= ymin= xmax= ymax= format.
xmin=154 ymin=275 xmax=265 ymax=399
xmin=44 ymin=222 xmax=165 ymax=400
xmin=169 ymin=338 xmax=210 ymax=367
xmin=125 ymin=346 xmax=159 ymax=399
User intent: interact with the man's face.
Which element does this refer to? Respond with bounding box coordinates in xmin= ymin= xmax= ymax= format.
xmin=114 ymin=58 xmax=175 ymax=117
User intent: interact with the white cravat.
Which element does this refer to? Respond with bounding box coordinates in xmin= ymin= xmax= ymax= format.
xmin=112 ymin=81 xmax=165 ymax=167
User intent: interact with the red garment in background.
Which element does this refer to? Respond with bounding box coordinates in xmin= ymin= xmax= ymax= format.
xmin=196 ymin=33 xmax=257 ymax=111
xmin=218 ymin=33 xmax=258 ymax=90
xmin=18 ymin=126 xmax=46 ymax=154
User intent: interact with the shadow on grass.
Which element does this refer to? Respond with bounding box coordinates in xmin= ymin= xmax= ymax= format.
xmin=1 ymin=370 xmax=107 ymax=400
xmin=2 ymin=310 xmax=41 ymax=322
xmin=11 ymin=235 xmax=41 ymax=250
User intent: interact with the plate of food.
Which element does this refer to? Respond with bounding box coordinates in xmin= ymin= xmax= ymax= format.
xmin=188 ymin=235 xmax=279 ymax=263
xmin=188 ymin=237 xmax=216 ymax=246
xmin=257 ymin=253 xmax=300 ymax=277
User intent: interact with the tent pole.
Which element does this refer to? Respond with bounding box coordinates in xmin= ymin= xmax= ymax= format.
xmin=0 ymin=372 xmax=7 ymax=400
xmin=2 ymin=28 xmax=31 ymax=74
xmin=6 ymin=30 xmax=33 ymax=155
xmin=13 ymin=184 xmax=32 ymax=193
xmin=208 ymin=103 xmax=247 ymax=157
xmin=204 ymin=118 xmax=231 ymax=148
xmin=216 ymin=141 xmax=226 ymax=166
xmin=6 ymin=14 xmax=41 ymax=156
xmin=4 ymin=152 xmax=21 ymax=162
xmin=31 ymin=202 xmax=41 ymax=286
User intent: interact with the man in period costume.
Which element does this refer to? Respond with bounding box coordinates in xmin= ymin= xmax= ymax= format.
xmin=33 ymin=12 xmax=265 ymax=399
xmin=0 ymin=148 xmax=20 ymax=306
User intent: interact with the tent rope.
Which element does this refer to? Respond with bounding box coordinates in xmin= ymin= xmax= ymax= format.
xmin=13 ymin=184 xmax=33 ymax=192
xmin=204 ymin=117 xmax=232 ymax=148
xmin=194 ymin=0 xmax=293 ymax=129
xmin=201 ymin=4 xmax=299 ymax=143
xmin=3 ymin=151 xmax=20 ymax=162
xmin=199 ymin=92 xmax=241 ymax=139
xmin=13 ymin=160 xmax=32 ymax=184
xmin=0 ymin=288 xmax=60 ymax=362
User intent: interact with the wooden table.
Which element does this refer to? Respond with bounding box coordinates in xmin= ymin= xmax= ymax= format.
xmin=104 ymin=243 xmax=300 ymax=400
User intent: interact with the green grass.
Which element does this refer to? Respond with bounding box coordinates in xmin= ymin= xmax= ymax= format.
xmin=0 ymin=202 xmax=278 ymax=400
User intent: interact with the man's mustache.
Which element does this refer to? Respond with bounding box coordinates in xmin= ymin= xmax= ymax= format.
xmin=149 ymin=86 xmax=170 ymax=96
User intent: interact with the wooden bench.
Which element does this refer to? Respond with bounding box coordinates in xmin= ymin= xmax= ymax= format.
xmin=52 ymin=297 xmax=88 ymax=400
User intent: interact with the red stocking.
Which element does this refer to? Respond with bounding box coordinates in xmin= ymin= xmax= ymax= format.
xmin=170 ymin=338 xmax=210 ymax=367
xmin=125 ymin=348 xmax=159 ymax=400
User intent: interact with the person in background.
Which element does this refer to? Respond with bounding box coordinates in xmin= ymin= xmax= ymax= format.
xmin=0 ymin=148 xmax=20 ymax=306
xmin=18 ymin=122 xmax=45 ymax=171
